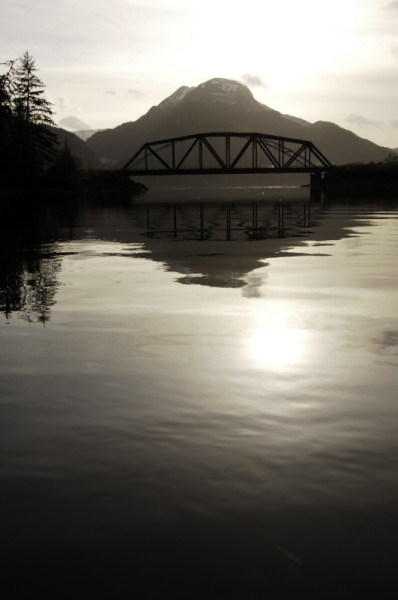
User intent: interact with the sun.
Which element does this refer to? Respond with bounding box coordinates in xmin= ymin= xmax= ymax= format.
xmin=185 ymin=0 xmax=359 ymax=83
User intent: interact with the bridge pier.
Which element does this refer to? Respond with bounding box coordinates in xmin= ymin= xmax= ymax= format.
xmin=310 ymin=171 xmax=325 ymax=187
xmin=310 ymin=171 xmax=326 ymax=202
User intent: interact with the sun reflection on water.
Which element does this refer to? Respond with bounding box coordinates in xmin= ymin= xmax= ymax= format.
xmin=247 ymin=326 xmax=308 ymax=368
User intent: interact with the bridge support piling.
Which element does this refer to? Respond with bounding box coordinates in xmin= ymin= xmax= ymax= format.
xmin=200 ymin=204 xmax=205 ymax=240
xmin=310 ymin=171 xmax=326 ymax=202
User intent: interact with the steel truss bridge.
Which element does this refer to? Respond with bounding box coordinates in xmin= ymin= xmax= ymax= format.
xmin=122 ymin=132 xmax=332 ymax=176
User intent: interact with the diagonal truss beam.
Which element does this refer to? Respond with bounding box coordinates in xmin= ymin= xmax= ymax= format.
xmin=283 ymin=144 xmax=307 ymax=169
xmin=147 ymin=144 xmax=171 ymax=170
xmin=256 ymin=136 xmax=281 ymax=169
xmin=122 ymin=132 xmax=333 ymax=174
xmin=176 ymin=137 xmax=198 ymax=169
xmin=201 ymin=136 xmax=227 ymax=169
xmin=229 ymin=137 xmax=253 ymax=169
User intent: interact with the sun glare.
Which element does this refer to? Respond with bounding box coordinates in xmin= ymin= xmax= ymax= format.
xmin=247 ymin=326 xmax=308 ymax=369
xmin=186 ymin=0 xmax=360 ymax=83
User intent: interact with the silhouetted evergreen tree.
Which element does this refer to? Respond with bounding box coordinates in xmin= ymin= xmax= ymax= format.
xmin=0 ymin=60 xmax=14 ymax=115
xmin=0 ymin=60 xmax=15 ymax=184
xmin=12 ymin=51 xmax=54 ymax=126
xmin=12 ymin=51 xmax=58 ymax=180
xmin=45 ymin=141 xmax=81 ymax=189
xmin=0 ymin=51 xmax=58 ymax=187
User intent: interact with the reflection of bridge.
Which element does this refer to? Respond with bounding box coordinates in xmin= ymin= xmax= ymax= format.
xmin=131 ymin=198 xmax=318 ymax=242
xmin=122 ymin=132 xmax=332 ymax=176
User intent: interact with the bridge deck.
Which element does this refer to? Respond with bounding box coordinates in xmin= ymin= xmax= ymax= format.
xmin=123 ymin=167 xmax=330 ymax=176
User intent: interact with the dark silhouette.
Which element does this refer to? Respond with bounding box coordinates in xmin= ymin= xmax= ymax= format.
xmin=0 ymin=51 xmax=58 ymax=187
xmin=0 ymin=52 xmax=102 ymax=191
xmin=0 ymin=60 xmax=16 ymax=184
xmin=12 ymin=51 xmax=54 ymax=126
xmin=45 ymin=141 xmax=81 ymax=190
xmin=323 ymin=158 xmax=398 ymax=195
xmin=122 ymin=131 xmax=332 ymax=176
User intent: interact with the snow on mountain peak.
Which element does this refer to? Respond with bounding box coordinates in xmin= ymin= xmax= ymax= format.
xmin=156 ymin=78 xmax=256 ymax=111
xmin=158 ymin=86 xmax=194 ymax=110
xmin=198 ymin=78 xmax=247 ymax=93
xmin=193 ymin=78 xmax=256 ymax=107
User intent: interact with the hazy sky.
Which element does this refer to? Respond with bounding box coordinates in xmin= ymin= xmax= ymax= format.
xmin=2 ymin=0 xmax=398 ymax=148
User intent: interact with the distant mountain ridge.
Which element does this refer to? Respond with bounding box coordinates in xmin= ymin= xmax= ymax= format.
xmin=87 ymin=78 xmax=394 ymax=168
xmin=74 ymin=129 xmax=104 ymax=142
xmin=49 ymin=127 xmax=101 ymax=169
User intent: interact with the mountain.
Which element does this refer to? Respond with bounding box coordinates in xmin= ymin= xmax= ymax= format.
xmin=50 ymin=127 xmax=102 ymax=169
xmin=87 ymin=78 xmax=393 ymax=168
xmin=74 ymin=129 xmax=105 ymax=142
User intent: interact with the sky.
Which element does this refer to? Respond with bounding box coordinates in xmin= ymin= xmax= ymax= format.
xmin=2 ymin=0 xmax=398 ymax=148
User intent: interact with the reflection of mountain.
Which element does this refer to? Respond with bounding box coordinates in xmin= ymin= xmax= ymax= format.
xmin=127 ymin=195 xmax=321 ymax=287
xmin=3 ymin=195 xmax=398 ymax=321
xmin=109 ymin=195 xmax=398 ymax=290
xmin=56 ymin=193 xmax=398 ymax=291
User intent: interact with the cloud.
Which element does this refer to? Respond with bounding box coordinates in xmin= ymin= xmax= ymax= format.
xmin=54 ymin=96 xmax=68 ymax=111
xmin=127 ymin=88 xmax=144 ymax=98
xmin=58 ymin=115 xmax=91 ymax=130
xmin=241 ymin=73 xmax=267 ymax=88
xmin=347 ymin=114 xmax=383 ymax=128
xmin=391 ymin=120 xmax=398 ymax=128
xmin=374 ymin=330 xmax=398 ymax=349
xmin=105 ymin=88 xmax=144 ymax=98
xmin=383 ymin=1 xmax=398 ymax=8
xmin=52 ymin=96 xmax=85 ymax=119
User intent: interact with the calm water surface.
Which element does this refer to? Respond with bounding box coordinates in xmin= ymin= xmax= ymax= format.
xmin=1 ymin=189 xmax=398 ymax=597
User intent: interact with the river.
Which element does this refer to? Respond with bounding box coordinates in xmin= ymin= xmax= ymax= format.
xmin=1 ymin=187 xmax=398 ymax=598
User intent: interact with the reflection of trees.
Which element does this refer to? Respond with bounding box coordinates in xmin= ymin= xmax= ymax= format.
xmin=1 ymin=193 xmax=137 ymax=323
xmin=1 ymin=252 xmax=62 ymax=324
xmin=0 ymin=201 xmax=65 ymax=324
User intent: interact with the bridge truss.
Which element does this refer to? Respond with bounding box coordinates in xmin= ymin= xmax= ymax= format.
xmin=122 ymin=132 xmax=332 ymax=175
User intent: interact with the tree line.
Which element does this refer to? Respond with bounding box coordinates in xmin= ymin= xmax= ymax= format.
xmin=0 ymin=51 xmax=79 ymax=189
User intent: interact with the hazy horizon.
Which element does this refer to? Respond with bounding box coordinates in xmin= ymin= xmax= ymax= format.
xmin=2 ymin=0 xmax=398 ymax=148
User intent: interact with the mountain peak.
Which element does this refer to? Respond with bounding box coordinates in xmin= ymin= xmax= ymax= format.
xmin=156 ymin=78 xmax=255 ymax=112
xmin=184 ymin=78 xmax=256 ymax=108
xmin=198 ymin=78 xmax=248 ymax=92
xmin=157 ymin=85 xmax=194 ymax=111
